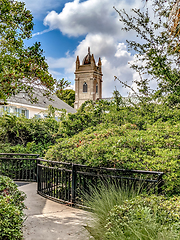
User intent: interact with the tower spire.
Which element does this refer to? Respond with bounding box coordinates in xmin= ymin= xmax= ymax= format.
xmin=98 ymin=57 xmax=102 ymax=72
xmin=76 ymin=55 xmax=80 ymax=70
xmin=91 ymin=54 xmax=95 ymax=67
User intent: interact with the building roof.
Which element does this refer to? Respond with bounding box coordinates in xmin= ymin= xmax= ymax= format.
xmin=7 ymin=89 xmax=76 ymax=114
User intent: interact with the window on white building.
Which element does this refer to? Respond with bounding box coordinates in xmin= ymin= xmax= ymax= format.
xmin=34 ymin=114 xmax=41 ymax=119
xmin=0 ymin=106 xmax=29 ymax=118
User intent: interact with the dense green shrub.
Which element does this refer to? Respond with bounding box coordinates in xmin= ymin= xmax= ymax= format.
xmin=0 ymin=113 xmax=60 ymax=156
xmin=46 ymin=120 xmax=180 ymax=195
xmin=0 ymin=175 xmax=26 ymax=240
xmin=105 ymin=195 xmax=180 ymax=240
xmin=0 ymin=143 xmax=30 ymax=154
xmin=57 ymin=101 xmax=180 ymax=137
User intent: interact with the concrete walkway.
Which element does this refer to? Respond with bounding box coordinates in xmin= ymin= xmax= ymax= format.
xmin=17 ymin=182 xmax=93 ymax=240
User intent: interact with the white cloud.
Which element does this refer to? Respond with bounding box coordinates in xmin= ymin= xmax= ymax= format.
xmin=44 ymin=0 xmax=118 ymax=37
xmin=47 ymin=56 xmax=74 ymax=71
xmin=75 ymin=33 xmax=117 ymax=59
xmin=44 ymin=0 xmax=143 ymax=37
xmin=43 ymin=0 xmax=152 ymax=97
xmin=21 ymin=0 xmax=63 ymax=17
xmin=32 ymin=29 xmax=52 ymax=37
xmin=47 ymin=56 xmax=75 ymax=84
xmin=75 ymin=34 xmax=135 ymax=97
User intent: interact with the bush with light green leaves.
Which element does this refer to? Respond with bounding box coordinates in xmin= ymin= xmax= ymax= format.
xmin=0 ymin=175 xmax=26 ymax=240
xmin=46 ymin=119 xmax=180 ymax=195
xmin=105 ymin=195 xmax=180 ymax=240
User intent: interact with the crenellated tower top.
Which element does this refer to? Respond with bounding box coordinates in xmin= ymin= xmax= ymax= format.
xmin=74 ymin=47 xmax=103 ymax=109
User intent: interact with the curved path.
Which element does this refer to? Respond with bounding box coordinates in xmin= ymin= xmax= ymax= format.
xmin=17 ymin=182 xmax=93 ymax=240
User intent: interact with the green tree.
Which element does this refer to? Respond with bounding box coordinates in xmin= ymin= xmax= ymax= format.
xmin=112 ymin=88 xmax=125 ymax=111
xmin=56 ymin=89 xmax=75 ymax=107
xmin=0 ymin=0 xmax=56 ymax=103
xmin=114 ymin=0 xmax=180 ymax=106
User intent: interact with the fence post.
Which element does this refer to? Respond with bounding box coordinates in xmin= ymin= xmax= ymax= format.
xmin=158 ymin=173 xmax=163 ymax=194
xmin=35 ymin=155 xmax=40 ymax=181
xmin=37 ymin=159 xmax=41 ymax=193
xmin=71 ymin=164 xmax=77 ymax=204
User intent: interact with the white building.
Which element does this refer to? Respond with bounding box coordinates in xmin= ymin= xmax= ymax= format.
xmin=0 ymin=89 xmax=76 ymax=119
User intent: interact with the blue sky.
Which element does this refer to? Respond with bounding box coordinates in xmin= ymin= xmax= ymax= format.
xmin=22 ymin=0 xmax=147 ymax=98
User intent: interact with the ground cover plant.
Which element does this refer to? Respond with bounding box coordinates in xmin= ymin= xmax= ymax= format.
xmin=105 ymin=195 xmax=180 ymax=240
xmin=85 ymin=185 xmax=180 ymax=240
xmin=0 ymin=175 xmax=26 ymax=240
xmin=46 ymin=104 xmax=180 ymax=195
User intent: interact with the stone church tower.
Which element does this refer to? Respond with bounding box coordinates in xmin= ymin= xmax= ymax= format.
xmin=74 ymin=47 xmax=103 ymax=109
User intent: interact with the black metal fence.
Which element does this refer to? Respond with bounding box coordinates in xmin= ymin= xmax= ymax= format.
xmin=0 ymin=153 xmax=39 ymax=181
xmin=37 ymin=159 xmax=72 ymax=204
xmin=0 ymin=154 xmax=164 ymax=207
xmin=37 ymin=159 xmax=164 ymax=207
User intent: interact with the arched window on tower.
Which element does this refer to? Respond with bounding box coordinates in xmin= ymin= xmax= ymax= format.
xmin=96 ymin=83 xmax=98 ymax=93
xmin=83 ymin=82 xmax=88 ymax=92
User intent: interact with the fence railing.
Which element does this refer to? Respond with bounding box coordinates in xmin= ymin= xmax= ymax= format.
xmin=37 ymin=159 xmax=164 ymax=207
xmin=0 ymin=154 xmax=164 ymax=206
xmin=0 ymin=153 xmax=39 ymax=181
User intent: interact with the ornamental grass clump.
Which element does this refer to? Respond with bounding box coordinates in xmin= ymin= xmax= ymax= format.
xmin=83 ymin=183 xmax=139 ymax=240
xmin=84 ymin=184 xmax=180 ymax=240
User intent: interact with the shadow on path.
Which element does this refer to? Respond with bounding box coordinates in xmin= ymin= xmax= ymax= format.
xmin=15 ymin=182 xmax=31 ymax=187
xmin=17 ymin=182 xmax=93 ymax=240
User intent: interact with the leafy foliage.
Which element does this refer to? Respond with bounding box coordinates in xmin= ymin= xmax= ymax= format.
xmin=46 ymin=103 xmax=180 ymax=195
xmin=114 ymin=0 xmax=180 ymax=106
xmin=85 ymin=185 xmax=180 ymax=240
xmin=0 ymin=113 xmax=60 ymax=156
xmin=105 ymin=195 xmax=180 ymax=240
xmin=0 ymin=99 xmax=179 ymax=195
xmin=56 ymin=100 xmax=107 ymax=137
xmin=0 ymin=0 xmax=57 ymax=102
xmin=0 ymin=175 xmax=26 ymax=240
xmin=56 ymin=89 xmax=75 ymax=107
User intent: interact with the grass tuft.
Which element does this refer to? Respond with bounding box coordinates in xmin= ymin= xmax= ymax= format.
xmin=83 ymin=183 xmax=180 ymax=240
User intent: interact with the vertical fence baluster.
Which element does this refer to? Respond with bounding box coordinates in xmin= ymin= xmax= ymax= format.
xmin=60 ymin=170 xmax=62 ymax=200
xmin=50 ymin=168 xmax=52 ymax=197
xmin=21 ymin=158 xmax=24 ymax=180
xmin=71 ymin=164 xmax=77 ymax=204
xmin=10 ymin=159 xmax=13 ymax=179
xmin=65 ymin=171 xmax=68 ymax=201
xmin=53 ymin=168 xmax=55 ymax=198
xmin=44 ymin=167 xmax=46 ymax=192
xmin=49 ymin=168 xmax=52 ymax=196
xmin=42 ymin=166 xmax=44 ymax=191
xmin=37 ymin=164 xmax=40 ymax=192
xmin=51 ymin=168 xmax=53 ymax=196
xmin=68 ymin=171 xmax=70 ymax=202
xmin=56 ymin=169 xmax=58 ymax=199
